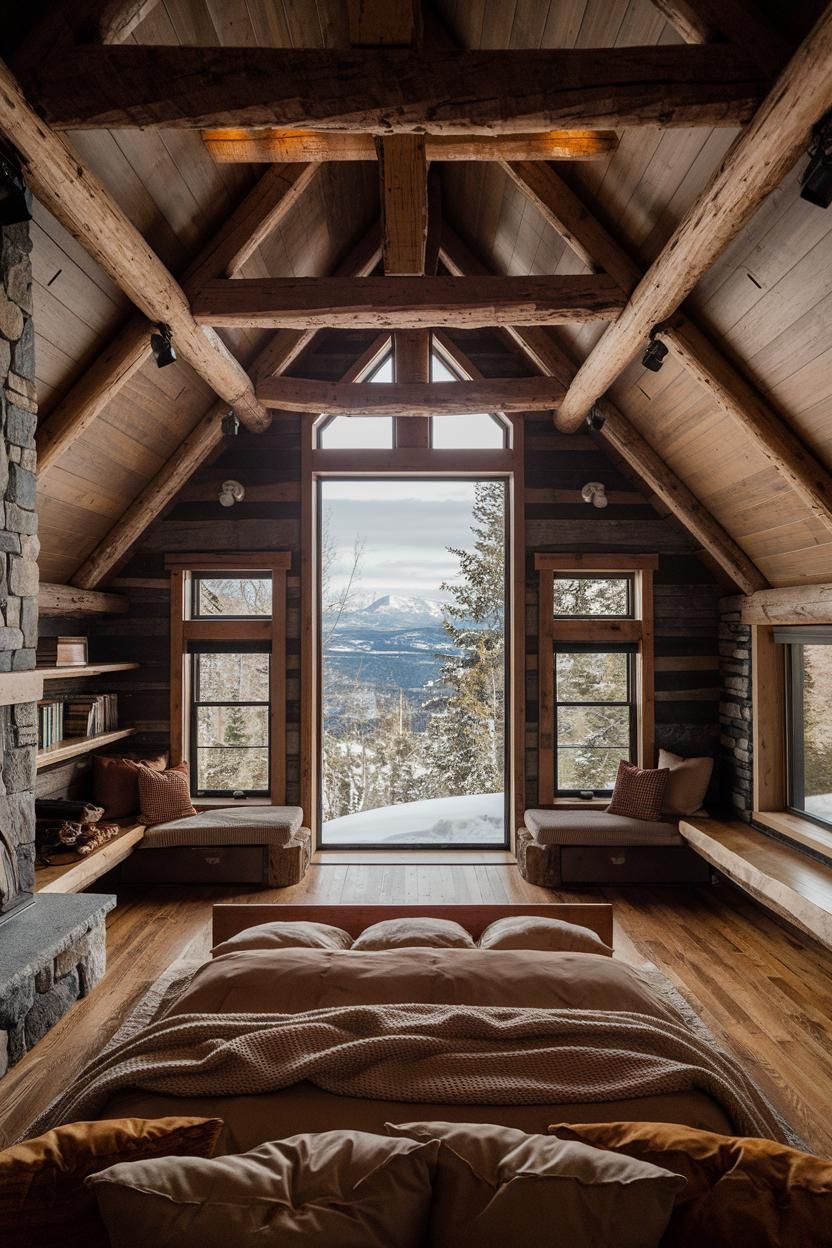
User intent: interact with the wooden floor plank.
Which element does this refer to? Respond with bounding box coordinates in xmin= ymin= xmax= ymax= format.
xmin=1 ymin=866 xmax=832 ymax=1154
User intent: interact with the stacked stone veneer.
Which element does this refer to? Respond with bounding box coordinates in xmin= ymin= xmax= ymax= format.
xmin=719 ymin=602 xmax=753 ymax=820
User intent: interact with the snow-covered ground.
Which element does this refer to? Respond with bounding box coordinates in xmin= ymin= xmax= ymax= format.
xmin=322 ymin=792 xmax=506 ymax=845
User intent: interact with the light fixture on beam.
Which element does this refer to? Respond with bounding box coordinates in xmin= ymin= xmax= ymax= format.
xmin=586 ymin=405 xmax=606 ymax=432
xmin=0 ymin=153 xmax=32 ymax=226
xmin=218 ymin=479 xmax=245 ymax=508
xmin=642 ymin=338 xmax=669 ymax=373
xmin=221 ymin=410 xmax=240 ymax=437
xmin=801 ymin=111 xmax=832 ymax=208
xmin=150 ymin=323 xmax=176 ymax=368
xmin=581 ymin=481 xmax=608 ymax=509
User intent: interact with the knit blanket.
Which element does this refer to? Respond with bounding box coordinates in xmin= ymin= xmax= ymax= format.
xmin=38 ymin=1003 xmax=788 ymax=1141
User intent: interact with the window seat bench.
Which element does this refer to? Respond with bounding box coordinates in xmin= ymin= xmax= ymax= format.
xmin=679 ymin=818 xmax=832 ymax=953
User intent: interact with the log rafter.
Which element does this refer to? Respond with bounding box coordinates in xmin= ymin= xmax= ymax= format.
xmin=503 ymin=161 xmax=832 ymax=534
xmin=37 ymin=162 xmax=317 ymax=478
xmin=553 ymin=6 xmax=832 ymax=434
xmin=201 ymin=129 xmax=620 ymax=163
xmin=257 ymin=376 xmax=564 ymax=417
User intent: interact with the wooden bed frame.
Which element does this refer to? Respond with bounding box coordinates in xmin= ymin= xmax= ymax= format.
xmin=212 ymin=903 xmax=614 ymax=948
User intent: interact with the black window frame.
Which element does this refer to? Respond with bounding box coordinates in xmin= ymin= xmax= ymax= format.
xmin=188 ymin=639 xmax=272 ymax=797
xmin=191 ymin=572 xmax=273 ymax=620
xmin=779 ymin=627 xmax=832 ymax=833
xmin=552 ymin=571 xmax=635 ymax=620
xmin=553 ymin=642 xmax=638 ymax=797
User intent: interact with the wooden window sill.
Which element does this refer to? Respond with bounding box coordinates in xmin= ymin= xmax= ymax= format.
xmin=754 ymin=810 xmax=832 ymax=865
xmin=193 ymin=797 xmax=273 ymax=809
xmin=549 ymin=797 xmax=609 ymax=809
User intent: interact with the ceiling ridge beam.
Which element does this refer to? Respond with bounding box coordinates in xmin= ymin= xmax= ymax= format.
xmin=439 ymin=224 xmax=767 ymax=595
xmin=552 ymin=5 xmax=832 ymax=434
xmin=37 ymin=162 xmax=317 ymax=479
xmin=503 ymin=161 xmax=832 ymax=535
xmin=257 ymin=376 xmax=565 ymax=416
xmin=16 ymin=45 xmax=769 ymax=132
xmin=0 ymin=56 xmax=270 ymax=435
xmin=70 ymin=225 xmax=382 ymax=590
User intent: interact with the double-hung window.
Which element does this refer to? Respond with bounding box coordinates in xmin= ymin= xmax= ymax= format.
xmin=775 ymin=628 xmax=832 ymax=832
xmin=536 ymin=556 xmax=656 ymax=802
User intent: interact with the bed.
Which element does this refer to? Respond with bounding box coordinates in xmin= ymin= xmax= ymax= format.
xmin=42 ymin=902 xmax=788 ymax=1155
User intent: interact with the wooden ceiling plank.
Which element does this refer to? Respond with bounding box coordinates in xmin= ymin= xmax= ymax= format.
xmin=378 ymin=134 xmax=428 ymax=276
xmin=37 ymin=162 xmax=318 ymax=478
xmin=505 ymin=160 xmax=832 ymax=536
xmin=191 ymin=274 xmax=627 ymax=329
xmin=18 ymin=45 xmax=767 ymax=132
xmin=554 ymin=7 xmax=832 ymax=433
xmin=347 ymin=0 xmax=421 ymax=46
xmin=439 ymin=224 xmax=768 ymax=596
xmin=257 ymin=376 xmax=564 ymax=416
xmin=71 ymin=226 xmax=383 ymax=589
xmin=0 ymin=58 xmax=270 ymax=435
xmin=201 ymin=129 xmax=621 ymax=163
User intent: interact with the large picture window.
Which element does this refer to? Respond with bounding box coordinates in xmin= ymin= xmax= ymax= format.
xmin=777 ymin=630 xmax=832 ymax=831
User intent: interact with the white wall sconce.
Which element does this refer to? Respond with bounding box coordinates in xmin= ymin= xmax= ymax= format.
xmin=218 ymin=480 xmax=245 ymax=508
xmin=581 ymin=481 xmax=608 ymax=509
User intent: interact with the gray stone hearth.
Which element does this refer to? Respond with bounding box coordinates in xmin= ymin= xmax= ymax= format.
xmin=0 ymin=893 xmax=115 ymax=1075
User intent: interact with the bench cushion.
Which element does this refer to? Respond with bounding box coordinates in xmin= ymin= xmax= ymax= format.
xmin=523 ymin=810 xmax=682 ymax=847
xmin=141 ymin=806 xmax=304 ymax=849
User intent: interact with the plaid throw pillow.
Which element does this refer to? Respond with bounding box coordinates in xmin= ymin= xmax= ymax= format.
xmin=138 ymin=762 xmax=196 ymax=828
xmin=606 ymin=760 xmax=670 ymax=822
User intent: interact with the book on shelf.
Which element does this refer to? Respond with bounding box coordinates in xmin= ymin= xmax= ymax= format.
xmin=37 ymin=693 xmax=118 ymax=748
xmin=36 ymin=635 xmax=89 ymax=668
xmin=37 ymin=699 xmax=65 ymax=751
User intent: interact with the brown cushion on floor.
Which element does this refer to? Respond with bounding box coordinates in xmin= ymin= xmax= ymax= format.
xmin=607 ymin=760 xmax=670 ymax=822
xmin=548 ymin=1121 xmax=832 ymax=1248
xmin=0 ymin=1116 xmax=222 ymax=1248
xmin=93 ymin=752 xmax=168 ymax=820
xmin=659 ymin=750 xmax=714 ymax=816
xmin=138 ymin=762 xmax=195 ymax=828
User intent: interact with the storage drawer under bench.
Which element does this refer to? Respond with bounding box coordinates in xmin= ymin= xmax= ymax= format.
xmin=561 ymin=845 xmax=711 ymax=886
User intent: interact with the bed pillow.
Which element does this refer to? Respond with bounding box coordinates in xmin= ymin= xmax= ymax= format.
xmin=0 ymin=1116 xmax=222 ymax=1248
xmin=88 ymin=1130 xmax=438 ymax=1248
xmin=606 ymin=759 xmax=670 ymax=822
xmin=478 ymin=915 xmax=612 ymax=956
xmin=212 ymin=920 xmax=354 ymax=957
xmin=138 ymin=761 xmax=196 ymax=828
xmin=93 ymin=752 xmax=169 ymax=820
xmin=658 ymin=750 xmax=714 ymax=816
xmin=548 ymin=1121 xmax=832 ymax=1248
xmin=352 ymin=916 xmax=475 ymax=951
xmin=386 ymin=1121 xmax=684 ymax=1248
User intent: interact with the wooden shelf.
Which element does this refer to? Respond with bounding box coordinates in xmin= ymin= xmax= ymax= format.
xmin=38 ymin=662 xmax=139 ymax=682
xmin=36 ymin=727 xmax=136 ymax=770
xmin=35 ymin=823 xmax=145 ymax=893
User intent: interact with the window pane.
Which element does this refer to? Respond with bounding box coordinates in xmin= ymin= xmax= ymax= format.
xmin=557 ymin=704 xmax=631 ymax=749
xmin=196 ymin=652 xmax=270 ymax=703
xmin=432 ymin=413 xmax=505 ymax=449
xmin=800 ymin=644 xmax=832 ymax=823
xmin=554 ymin=576 xmax=630 ymax=617
xmin=556 ymin=651 xmax=629 ymax=702
xmin=557 ymin=747 xmax=625 ymax=792
xmin=196 ymin=746 xmax=269 ymax=792
xmin=319 ymin=415 xmax=394 ymax=448
xmin=195 ymin=576 xmax=271 ymax=617
xmin=197 ymin=704 xmax=269 ymax=747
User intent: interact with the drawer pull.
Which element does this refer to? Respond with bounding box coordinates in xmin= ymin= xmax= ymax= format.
xmin=610 ymin=855 xmax=627 ymax=865
xmin=205 ymin=856 xmax=222 ymax=865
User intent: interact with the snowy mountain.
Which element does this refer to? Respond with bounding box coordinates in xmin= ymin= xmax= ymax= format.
xmin=327 ymin=594 xmax=447 ymax=631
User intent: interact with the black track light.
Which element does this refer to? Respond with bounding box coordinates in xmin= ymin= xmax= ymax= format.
xmin=586 ymin=405 xmax=606 ymax=432
xmin=642 ymin=338 xmax=669 ymax=373
xmin=0 ymin=153 xmax=32 ymax=226
xmin=801 ymin=112 xmax=832 ymax=209
xmin=150 ymin=324 xmax=176 ymax=368
xmin=221 ymin=410 xmax=240 ymax=437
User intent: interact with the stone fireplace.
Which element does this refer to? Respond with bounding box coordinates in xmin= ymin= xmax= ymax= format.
xmin=0 ymin=201 xmax=113 ymax=1079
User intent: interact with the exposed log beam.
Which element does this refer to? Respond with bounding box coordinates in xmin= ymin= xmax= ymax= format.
xmin=12 ymin=1 xmax=162 ymax=73
xmin=192 ymin=274 xmax=627 ymax=329
xmin=439 ymin=225 xmax=767 ymax=595
xmin=257 ymin=376 xmax=565 ymax=416
xmin=656 ymin=316 xmax=832 ymax=533
xmin=648 ymin=0 xmax=714 ymax=43
xmin=723 ymin=582 xmax=832 ymax=624
xmin=37 ymin=163 xmax=316 ymax=478
xmin=554 ymin=7 xmax=832 ymax=433
xmin=505 ymin=161 xmax=832 ymax=534
xmin=378 ymin=134 xmax=427 ymax=276
xmin=39 ymin=582 xmax=127 ymax=615
xmin=0 ymin=57 xmax=270 ymax=433
xmin=17 ymin=45 xmax=767 ymax=132
xmin=71 ymin=227 xmax=383 ymax=590
xmin=648 ymin=0 xmax=789 ymax=75
xmin=201 ymin=128 xmax=620 ymax=163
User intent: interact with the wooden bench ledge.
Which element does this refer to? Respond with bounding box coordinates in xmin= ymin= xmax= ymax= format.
xmin=35 ymin=824 xmax=145 ymax=894
xmin=680 ymin=818 xmax=832 ymax=952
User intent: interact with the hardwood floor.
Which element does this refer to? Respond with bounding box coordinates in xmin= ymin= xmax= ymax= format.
xmin=2 ymin=863 xmax=832 ymax=1155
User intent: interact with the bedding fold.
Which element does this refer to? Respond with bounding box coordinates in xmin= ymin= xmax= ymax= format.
xmin=37 ymin=1002 xmax=787 ymax=1143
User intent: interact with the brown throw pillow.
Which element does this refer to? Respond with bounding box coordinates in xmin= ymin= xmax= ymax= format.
xmin=138 ymin=761 xmax=196 ymax=828
xmin=386 ymin=1121 xmax=684 ymax=1248
xmin=606 ymin=759 xmax=670 ymax=822
xmin=0 ymin=1116 xmax=223 ymax=1248
xmin=93 ymin=753 xmax=168 ymax=820
xmin=658 ymin=749 xmax=714 ymax=815
xmin=548 ymin=1121 xmax=832 ymax=1248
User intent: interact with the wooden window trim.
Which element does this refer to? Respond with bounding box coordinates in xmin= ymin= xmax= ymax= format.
xmin=166 ymin=552 xmax=289 ymax=803
xmin=536 ymin=555 xmax=656 ymax=805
